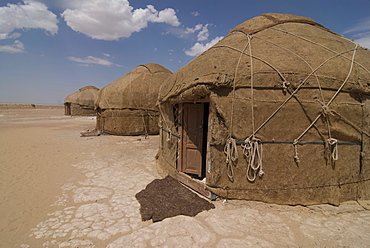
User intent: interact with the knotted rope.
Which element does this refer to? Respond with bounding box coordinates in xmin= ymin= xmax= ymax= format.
xmin=293 ymin=139 xmax=300 ymax=164
xmin=224 ymin=137 xmax=238 ymax=182
xmin=223 ymin=35 xmax=251 ymax=182
xmin=327 ymin=138 xmax=338 ymax=161
xmin=242 ymin=136 xmax=264 ymax=182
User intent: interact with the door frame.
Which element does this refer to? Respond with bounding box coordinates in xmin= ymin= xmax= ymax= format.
xmin=65 ymin=103 xmax=71 ymax=115
xmin=177 ymin=102 xmax=209 ymax=178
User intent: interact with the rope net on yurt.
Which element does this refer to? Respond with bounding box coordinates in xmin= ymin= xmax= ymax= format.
xmin=157 ymin=13 xmax=370 ymax=204
xmin=221 ymin=26 xmax=369 ymax=183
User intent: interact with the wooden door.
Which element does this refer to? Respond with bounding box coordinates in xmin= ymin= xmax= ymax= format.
xmin=180 ymin=103 xmax=205 ymax=177
xmin=65 ymin=103 xmax=71 ymax=115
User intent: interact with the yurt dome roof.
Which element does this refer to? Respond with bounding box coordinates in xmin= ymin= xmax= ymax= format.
xmin=95 ymin=63 xmax=172 ymax=110
xmin=64 ymin=85 xmax=99 ymax=106
xmin=159 ymin=13 xmax=370 ymax=103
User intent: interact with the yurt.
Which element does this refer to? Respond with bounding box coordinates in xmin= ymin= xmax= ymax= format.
xmin=64 ymin=86 xmax=99 ymax=116
xmin=95 ymin=63 xmax=172 ymax=136
xmin=156 ymin=13 xmax=370 ymax=205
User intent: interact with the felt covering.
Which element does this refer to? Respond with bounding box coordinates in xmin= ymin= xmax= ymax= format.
xmin=64 ymin=86 xmax=99 ymax=116
xmin=95 ymin=63 xmax=172 ymax=135
xmin=156 ymin=13 xmax=370 ymax=205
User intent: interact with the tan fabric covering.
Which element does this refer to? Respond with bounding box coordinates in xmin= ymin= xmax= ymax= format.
xmin=95 ymin=63 xmax=172 ymax=135
xmin=64 ymin=86 xmax=99 ymax=116
xmin=157 ymin=13 xmax=370 ymax=205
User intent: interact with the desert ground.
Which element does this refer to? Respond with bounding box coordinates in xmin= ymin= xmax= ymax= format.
xmin=1 ymin=104 xmax=370 ymax=247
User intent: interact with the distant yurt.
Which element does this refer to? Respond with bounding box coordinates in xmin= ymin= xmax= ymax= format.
xmin=157 ymin=13 xmax=370 ymax=205
xmin=64 ymin=86 xmax=99 ymax=116
xmin=95 ymin=63 xmax=172 ymax=136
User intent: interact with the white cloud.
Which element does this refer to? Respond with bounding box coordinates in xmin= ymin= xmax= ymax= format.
xmin=67 ymin=55 xmax=123 ymax=67
xmin=197 ymin=24 xmax=209 ymax=41
xmin=184 ymin=24 xmax=210 ymax=41
xmin=0 ymin=1 xmax=58 ymax=39
xmin=343 ymin=17 xmax=370 ymax=35
xmin=0 ymin=32 xmax=21 ymax=40
xmin=343 ymin=17 xmax=370 ymax=49
xmin=61 ymin=0 xmax=180 ymax=41
xmin=185 ymin=24 xmax=203 ymax=34
xmin=67 ymin=53 xmax=124 ymax=67
xmin=185 ymin=36 xmax=223 ymax=57
xmin=191 ymin=11 xmax=200 ymax=17
xmin=354 ymin=33 xmax=370 ymax=49
xmin=0 ymin=40 xmax=25 ymax=53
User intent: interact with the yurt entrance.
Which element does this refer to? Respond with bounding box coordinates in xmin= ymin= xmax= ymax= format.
xmin=65 ymin=103 xmax=71 ymax=115
xmin=178 ymin=103 xmax=209 ymax=179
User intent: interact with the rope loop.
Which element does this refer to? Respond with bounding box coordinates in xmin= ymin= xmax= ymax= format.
xmin=224 ymin=137 xmax=238 ymax=182
xmin=242 ymin=136 xmax=264 ymax=182
xmin=282 ymin=81 xmax=290 ymax=94
xmin=327 ymin=138 xmax=338 ymax=161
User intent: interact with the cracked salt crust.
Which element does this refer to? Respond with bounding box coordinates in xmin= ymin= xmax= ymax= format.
xmin=72 ymin=187 xmax=112 ymax=203
xmin=29 ymin=138 xmax=158 ymax=247
xmin=26 ymin=135 xmax=370 ymax=248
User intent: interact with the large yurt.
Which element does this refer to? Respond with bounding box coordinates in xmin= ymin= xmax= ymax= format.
xmin=95 ymin=63 xmax=172 ymax=136
xmin=64 ymin=86 xmax=99 ymax=116
xmin=156 ymin=13 xmax=370 ymax=205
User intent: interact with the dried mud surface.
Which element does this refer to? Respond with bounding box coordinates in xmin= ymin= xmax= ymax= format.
xmin=0 ymin=105 xmax=370 ymax=247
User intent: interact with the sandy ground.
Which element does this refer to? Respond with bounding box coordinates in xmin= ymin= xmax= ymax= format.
xmin=1 ymin=105 xmax=370 ymax=248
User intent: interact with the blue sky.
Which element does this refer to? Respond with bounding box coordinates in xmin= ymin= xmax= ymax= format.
xmin=0 ymin=0 xmax=369 ymax=104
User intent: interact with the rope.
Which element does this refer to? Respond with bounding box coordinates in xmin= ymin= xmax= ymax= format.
xmin=328 ymin=44 xmax=359 ymax=105
xmin=223 ymin=35 xmax=251 ymax=182
xmin=232 ymin=140 xmax=361 ymax=145
xmin=242 ymin=136 xmax=264 ymax=182
xmin=294 ymin=45 xmax=358 ymax=142
xmin=251 ymin=47 xmax=359 ymax=139
xmin=314 ymin=98 xmax=333 ymax=144
xmin=223 ymin=35 xmax=266 ymax=182
xmin=329 ymin=108 xmax=370 ymax=138
xmin=229 ymin=37 xmax=251 ymax=137
xmin=140 ymin=72 xmax=151 ymax=137
xmin=213 ymin=45 xmax=287 ymax=81
xmin=248 ymin=35 xmax=255 ymax=133
xmin=158 ymin=105 xmax=173 ymax=142
xmin=293 ymin=45 xmax=358 ymax=163
xmin=224 ymin=137 xmax=238 ymax=182
xmin=253 ymin=35 xmax=324 ymax=102
xmin=159 ymin=105 xmax=169 ymax=130
xmin=327 ymin=138 xmax=338 ymax=161
xmin=293 ymin=140 xmax=300 ymax=164
xmin=271 ymin=27 xmax=370 ymax=76
xmin=214 ymin=34 xmax=362 ymax=142
xmin=245 ymin=35 xmax=265 ymax=182
xmin=141 ymin=111 xmax=149 ymax=139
